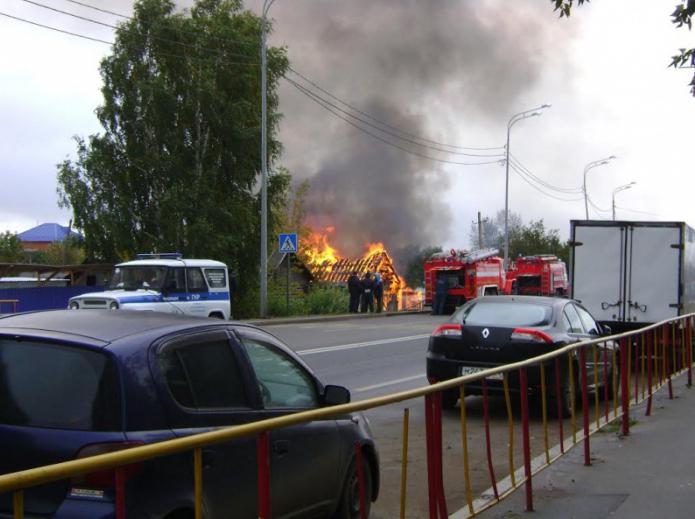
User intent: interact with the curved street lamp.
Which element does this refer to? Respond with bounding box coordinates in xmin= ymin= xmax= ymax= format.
xmin=612 ymin=182 xmax=636 ymax=220
xmin=504 ymin=104 xmax=551 ymax=269
xmin=583 ymin=155 xmax=616 ymax=220
xmin=260 ymin=0 xmax=277 ymax=317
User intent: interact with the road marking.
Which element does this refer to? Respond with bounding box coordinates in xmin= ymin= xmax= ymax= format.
xmin=354 ymin=374 xmax=426 ymax=393
xmin=296 ymin=334 xmax=430 ymax=356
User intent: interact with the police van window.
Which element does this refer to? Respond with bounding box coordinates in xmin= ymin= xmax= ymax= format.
xmin=186 ymin=268 xmax=208 ymax=293
xmin=159 ymin=332 xmax=248 ymax=409
xmin=164 ymin=267 xmax=186 ymax=292
xmin=205 ymin=269 xmax=227 ymax=289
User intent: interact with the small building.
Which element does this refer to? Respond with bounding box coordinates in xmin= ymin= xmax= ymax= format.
xmin=18 ymin=223 xmax=83 ymax=252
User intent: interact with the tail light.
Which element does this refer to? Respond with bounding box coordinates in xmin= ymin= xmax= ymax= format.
xmin=431 ymin=324 xmax=463 ymax=337
xmin=511 ymin=328 xmax=552 ymax=344
xmin=70 ymin=442 xmax=143 ymax=493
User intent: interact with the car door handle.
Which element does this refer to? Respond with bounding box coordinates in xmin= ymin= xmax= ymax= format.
xmin=273 ymin=440 xmax=290 ymax=457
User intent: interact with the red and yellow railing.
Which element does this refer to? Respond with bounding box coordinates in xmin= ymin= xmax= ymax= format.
xmin=0 ymin=314 xmax=693 ymax=518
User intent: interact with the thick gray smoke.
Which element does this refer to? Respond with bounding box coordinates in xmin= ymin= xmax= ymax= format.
xmin=252 ymin=0 xmax=574 ymax=267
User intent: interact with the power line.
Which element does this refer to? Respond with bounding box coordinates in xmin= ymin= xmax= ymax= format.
xmin=509 ymin=162 xmax=584 ymax=202
xmin=587 ymin=196 xmax=611 ymax=213
xmin=29 ymin=0 xmax=507 ymax=158
xmin=0 ymin=10 xmax=112 ymax=44
xmin=508 ymin=154 xmax=582 ymax=194
xmin=284 ymin=76 xmax=504 ymax=158
xmin=0 ymin=10 xmax=260 ymax=67
xmin=19 ymin=0 xmax=260 ymax=63
xmin=288 ymin=66 xmax=505 ymax=152
xmin=288 ymin=78 xmax=505 ymax=166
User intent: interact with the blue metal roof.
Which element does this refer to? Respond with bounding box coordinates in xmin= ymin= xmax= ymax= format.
xmin=17 ymin=223 xmax=82 ymax=242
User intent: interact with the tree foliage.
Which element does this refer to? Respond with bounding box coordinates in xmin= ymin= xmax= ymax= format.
xmin=469 ymin=212 xmax=569 ymax=263
xmin=552 ymin=0 xmax=695 ymax=96
xmin=0 ymin=232 xmax=23 ymax=263
xmin=402 ymin=245 xmax=443 ymax=288
xmin=57 ymin=0 xmax=290 ymax=300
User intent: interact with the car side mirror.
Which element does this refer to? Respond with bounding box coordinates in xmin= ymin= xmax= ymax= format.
xmin=323 ymin=385 xmax=351 ymax=406
xmin=601 ymin=324 xmax=612 ymax=336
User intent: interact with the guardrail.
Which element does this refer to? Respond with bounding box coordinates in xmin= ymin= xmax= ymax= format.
xmin=0 ymin=314 xmax=692 ymax=518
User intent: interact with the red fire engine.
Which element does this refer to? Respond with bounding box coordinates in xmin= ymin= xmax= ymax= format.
xmin=506 ymin=254 xmax=569 ymax=296
xmin=424 ymin=248 xmax=505 ymax=313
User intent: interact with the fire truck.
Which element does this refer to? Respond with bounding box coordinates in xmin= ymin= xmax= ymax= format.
xmin=506 ymin=254 xmax=569 ymax=296
xmin=424 ymin=248 xmax=505 ymax=313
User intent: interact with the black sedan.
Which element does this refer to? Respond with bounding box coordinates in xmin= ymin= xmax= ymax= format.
xmin=426 ymin=296 xmax=616 ymax=411
xmin=0 ymin=310 xmax=379 ymax=519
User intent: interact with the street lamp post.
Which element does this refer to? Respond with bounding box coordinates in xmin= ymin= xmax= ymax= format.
xmin=260 ymin=0 xmax=276 ymax=318
xmin=612 ymin=182 xmax=636 ymax=220
xmin=583 ymin=155 xmax=616 ymax=220
xmin=504 ymin=104 xmax=551 ymax=269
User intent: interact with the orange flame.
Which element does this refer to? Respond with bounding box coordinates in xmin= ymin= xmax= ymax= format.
xmin=301 ymin=228 xmax=341 ymax=272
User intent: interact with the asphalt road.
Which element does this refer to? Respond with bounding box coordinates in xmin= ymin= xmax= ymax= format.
xmin=261 ymin=313 xmax=625 ymax=519
xmin=263 ymin=313 xmax=446 ymax=397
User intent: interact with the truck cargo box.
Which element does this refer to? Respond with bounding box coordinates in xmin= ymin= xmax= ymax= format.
xmin=569 ymin=220 xmax=695 ymax=332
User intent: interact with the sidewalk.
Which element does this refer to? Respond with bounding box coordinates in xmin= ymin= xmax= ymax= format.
xmin=474 ymin=379 xmax=695 ymax=519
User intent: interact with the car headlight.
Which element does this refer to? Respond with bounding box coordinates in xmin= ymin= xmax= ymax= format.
xmin=109 ymin=301 xmax=119 ymax=310
xmin=69 ymin=301 xmax=79 ymax=310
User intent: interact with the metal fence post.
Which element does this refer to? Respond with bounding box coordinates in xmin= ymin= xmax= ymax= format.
xmin=519 ymin=368 xmax=533 ymax=511
xmin=621 ymin=338 xmax=630 ymax=436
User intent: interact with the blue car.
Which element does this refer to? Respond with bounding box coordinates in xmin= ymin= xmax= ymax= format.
xmin=0 ymin=310 xmax=379 ymax=518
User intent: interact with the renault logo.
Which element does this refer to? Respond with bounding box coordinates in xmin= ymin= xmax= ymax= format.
xmin=482 ymin=328 xmax=490 ymax=339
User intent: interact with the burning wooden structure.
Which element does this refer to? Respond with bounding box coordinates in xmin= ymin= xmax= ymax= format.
xmin=299 ymin=230 xmax=422 ymax=310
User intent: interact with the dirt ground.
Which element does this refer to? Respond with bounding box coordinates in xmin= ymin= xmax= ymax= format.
xmin=367 ymin=392 xmax=619 ymax=518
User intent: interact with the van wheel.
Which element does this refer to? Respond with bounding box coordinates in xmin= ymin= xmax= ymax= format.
xmin=333 ymin=457 xmax=372 ymax=519
xmin=164 ymin=510 xmax=193 ymax=519
xmin=208 ymin=312 xmax=224 ymax=319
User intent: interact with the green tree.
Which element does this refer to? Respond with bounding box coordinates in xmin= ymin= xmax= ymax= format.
xmin=57 ymin=0 xmax=290 ymax=311
xmin=509 ymin=219 xmax=569 ymax=263
xmin=40 ymin=237 xmax=87 ymax=266
xmin=0 ymin=231 xmax=23 ymax=262
xmin=402 ymin=245 xmax=443 ymax=288
xmin=552 ymin=0 xmax=695 ymax=96
xmin=468 ymin=210 xmax=523 ymax=252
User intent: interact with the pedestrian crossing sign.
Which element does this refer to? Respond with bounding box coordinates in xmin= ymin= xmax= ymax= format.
xmin=278 ymin=233 xmax=298 ymax=254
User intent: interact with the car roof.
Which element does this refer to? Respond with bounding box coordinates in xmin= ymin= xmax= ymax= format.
xmin=473 ymin=295 xmax=572 ymax=309
xmin=0 ymin=310 xmax=247 ymax=346
xmin=117 ymin=259 xmax=227 ymax=268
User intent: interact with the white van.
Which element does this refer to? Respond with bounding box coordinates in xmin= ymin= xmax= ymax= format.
xmin=68 ymin=254 xmax=231 ymax=319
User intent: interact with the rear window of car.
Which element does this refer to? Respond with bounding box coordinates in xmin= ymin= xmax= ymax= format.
xmin=0 ymin=339 xmax=121 ymax=431
xmin=453 ymin=301 xmax=552 ymax=327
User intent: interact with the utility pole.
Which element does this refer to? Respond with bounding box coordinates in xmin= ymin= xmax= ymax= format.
xmin=477 ymin=212 xmax=484 ymax=249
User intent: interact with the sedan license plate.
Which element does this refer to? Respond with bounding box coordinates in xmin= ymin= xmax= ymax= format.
xmin=460 ymin=365 xmax=503 ymax=380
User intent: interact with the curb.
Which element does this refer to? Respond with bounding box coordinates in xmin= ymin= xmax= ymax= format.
xmin=244 ymin=309 xmax=431 ymax=327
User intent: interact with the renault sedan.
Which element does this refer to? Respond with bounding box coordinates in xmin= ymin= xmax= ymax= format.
xmin=426 ymin=296 xmax=616 ymax=411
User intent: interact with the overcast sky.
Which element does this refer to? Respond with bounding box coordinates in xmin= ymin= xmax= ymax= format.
xmin=1 ymin=0 xmax=693 ymax=257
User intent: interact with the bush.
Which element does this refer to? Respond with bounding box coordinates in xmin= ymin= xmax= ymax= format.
xmin=303 ymin=285 xmax=349 ymax=315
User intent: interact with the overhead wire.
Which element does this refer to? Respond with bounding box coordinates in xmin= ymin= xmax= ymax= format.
xmin=284 ymin=77 xmax=504 ymax=158
xmin=288 ymin=78 xmax=504 ymax=166
xmin=287 ymin=66 xmax=505 ymax=152
xmin=3 ymin=1 xmax=514 ymax=166
xmin=587 ymin=195 xmax=611 ymax=213
xmin=47 ymin=0 xmax=506 ymax=155
xmin=508 ymin=162 xmax=584 ymax=202
xmin=508 ymin=153 xmax=582 ymax=194
xmin=18 ymin=0 xmax=260 ymax=63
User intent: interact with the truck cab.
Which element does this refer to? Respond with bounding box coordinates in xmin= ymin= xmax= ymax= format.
xmin=68 ymin=253 xmax=231 ymax=319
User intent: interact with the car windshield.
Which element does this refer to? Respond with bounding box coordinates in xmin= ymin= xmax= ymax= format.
xmin=452 ymin=301 xmax=552 ymax=327
xmin=108 ymin=266 xmax=168 ymax=291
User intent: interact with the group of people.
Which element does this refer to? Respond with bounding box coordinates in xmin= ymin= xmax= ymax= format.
xmin=347 ymin=271 xmax=384 ymax=313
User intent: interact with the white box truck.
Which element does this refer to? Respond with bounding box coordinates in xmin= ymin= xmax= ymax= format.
xmin=569 ymin=220 xmax=695 ymax=333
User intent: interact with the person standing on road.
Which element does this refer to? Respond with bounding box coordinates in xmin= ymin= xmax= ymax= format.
xmin=360 ymin=272 xmax=375 ymax=313
xmin=434 ymin=275 xmax=447 ymax=315
xmin=347 ymin=270 xmax=362 ymax=313
xmin=373 ymin=272 xmax=384 ymax=313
